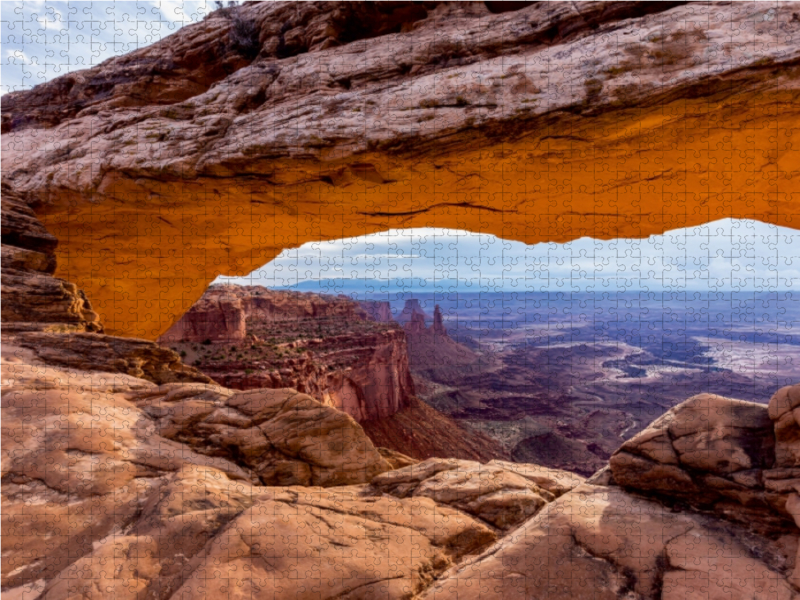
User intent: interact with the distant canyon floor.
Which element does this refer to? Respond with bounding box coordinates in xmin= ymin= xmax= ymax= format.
xmin=162 ymin=286 xmax=799 ymax=476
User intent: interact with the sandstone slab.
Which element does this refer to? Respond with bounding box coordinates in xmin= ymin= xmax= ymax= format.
xmin=421 ymin=484 xmax=800 ymax=600
xmin=372 ymin=458 xmax=581 ymax=531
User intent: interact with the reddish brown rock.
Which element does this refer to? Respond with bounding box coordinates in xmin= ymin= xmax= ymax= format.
xmin=161 ymin=284 xmax=416 ymax=422
xmin=3 ymin=3 xmax=798 ymax=339
xmin=404 ymin=303 xmax=478 ymax=371
xmin=361 ymin=396 xmax=510 ymax=463
xmin=159 ymin=289 xmax=246 ymax=343
xmin=359 ymin=299 xmax=393 ymax=323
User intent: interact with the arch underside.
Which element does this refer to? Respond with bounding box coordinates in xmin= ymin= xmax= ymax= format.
xmin=36 ymin=89 xmax=800 ymax=339
xmin=1 ymin=1 xmax=798 ymax=339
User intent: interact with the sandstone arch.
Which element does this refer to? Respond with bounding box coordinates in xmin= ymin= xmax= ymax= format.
xmin=2 ymin=1 xmax=799 ymax=339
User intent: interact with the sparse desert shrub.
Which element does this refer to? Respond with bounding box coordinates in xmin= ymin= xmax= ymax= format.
xmin=229 ymin=10 xmax=260 ymax=60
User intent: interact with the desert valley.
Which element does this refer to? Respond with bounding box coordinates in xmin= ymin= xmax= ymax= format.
xmin=162 ymin=285 xmax=800 ymax=476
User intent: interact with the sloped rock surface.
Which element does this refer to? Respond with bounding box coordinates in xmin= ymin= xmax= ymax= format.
xmin=172 ymin=484 xmax=496 ymax=600
xmin=132 ymin=383 xmax=392 ymax=486
xmin=609 ymin=392 xmax=795 ymax=533
xmin=420 ymin=483 xmax=800 ymax=600
xmin=372 ymin=457 xmax=583 ymax=530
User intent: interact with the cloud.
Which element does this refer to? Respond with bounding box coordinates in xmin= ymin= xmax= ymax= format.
xmin=216 ymin=219 xmax=800 ymax=292
xmin=1 ymin=0 xmax=217 ymax=93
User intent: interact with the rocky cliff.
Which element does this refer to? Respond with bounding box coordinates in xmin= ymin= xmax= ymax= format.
xmin=4 ymin=1 xmax=798 ymax=338
xmin=161 ymin=285 xmax=416 ymax=422
xmin=405 ymin=303 xmax=480 ymax=371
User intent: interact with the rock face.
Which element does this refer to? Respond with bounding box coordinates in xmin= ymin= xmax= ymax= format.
xmin=158 ymin=289 xmax=246 ymax=343
xmin=359 ymin=299 xmax=393 ymax=323
xmin=5 ymin=2 xmax=798 ymax=338
xmin=372 ymin=457 xmax=583 ymax=530
xmin=1 ymin=182 xmax=210 ymax=385
xmin=609 ymin=392 xmax=797 ymax=533
xmin=132 ymin=384 xmax=391 ymax=487
xmin=421 ymin=483 xmax=800 ymax=600
xmin=397 ymin=298 xmax=431 ymax=326
xmin=160 ymin=285 xmax=416 ymax=422
xmin=404 ymin=303 xmax=478 ymax=371
xmin=361 ymin=396 xmax=510 ymax=463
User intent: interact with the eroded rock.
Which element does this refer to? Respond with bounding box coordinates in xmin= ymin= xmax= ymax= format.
xmin=609 ymin=393 xmax=790 ymax=531
xmin=131 ymin=384 xmax=392 ymax=487
xmin=421 ymin=484 xmax=800 ymax=600
xmin=371 ymin=457 xmax=582 ymax=530
xmin=3 ymin=3 xmax=798 ymax=338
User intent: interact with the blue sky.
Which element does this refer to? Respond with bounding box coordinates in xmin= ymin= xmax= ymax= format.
xmin=4 ymin=3 xmax=799 ymax=293
xmin=2 ymin=1 xmax=217 ymax=93
xmin=216 ymin=220 xmax=800 ymax=293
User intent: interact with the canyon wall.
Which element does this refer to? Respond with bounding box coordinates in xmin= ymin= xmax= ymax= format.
xmin=161 ymin=285 xmax=415 ymax=422
xmin=3 ymin=1 xmax=798 ymax=338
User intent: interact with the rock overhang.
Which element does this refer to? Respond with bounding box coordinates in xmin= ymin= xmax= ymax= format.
xmin=2 ymin=1 xmax=799 ymax=339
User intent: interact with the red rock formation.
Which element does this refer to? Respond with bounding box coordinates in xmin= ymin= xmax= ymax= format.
xmin=159 ymin=290 xmax=246 ymax=343
xmin=404 ymin=302 xmax=478 ymax=370
xmin=397 ymin=298 xmax=430 ymax=326
xmin=358 ymin=299 xmax=393 ymax=323
xmin=163 ymin=285 xmax=415 ymax=422
xmin=361 ymin=396 xmax=510 ymax=463
xmin=4 ymin=2 xmax=798 ymax=340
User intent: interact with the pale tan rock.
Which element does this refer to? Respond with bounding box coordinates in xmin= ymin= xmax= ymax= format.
xmin=377 ymin=447 xmax=418 ymax=470
xmin=172 ymin=486 xmax=496 ymax=600
xmin=663 ymin=529 xmax=797 ymax=600
xmin=131 ymin=384 xmax=393 ymax=487
xmin=420 ymin=484 xmax=798 ymax=600
xmin=372 ymin=458 xmax=559 ymax=530
xmin=487 ymin=459 xmax=585 ymax=497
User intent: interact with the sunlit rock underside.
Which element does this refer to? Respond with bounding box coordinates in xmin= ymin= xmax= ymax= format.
xmin=3 ymin=1 xmax=799 ymax=339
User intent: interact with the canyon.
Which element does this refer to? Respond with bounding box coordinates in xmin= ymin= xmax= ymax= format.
xmin=3 ymin=2 xmax=800 ymax=599
xmin=159 ymin=286 xmax=506 ymax=461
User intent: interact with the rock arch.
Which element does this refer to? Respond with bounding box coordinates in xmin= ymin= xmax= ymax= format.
xmin=2 ymin=1 xmax=799 ymax=339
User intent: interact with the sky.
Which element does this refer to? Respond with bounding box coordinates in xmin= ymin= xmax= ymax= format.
xmin=1 ymin=1 xmax=219 ymax=93
xmin=4 ymin=3 xmax=800 ymax=294
xmin=215 ymin=220 xmax=800 ymax=294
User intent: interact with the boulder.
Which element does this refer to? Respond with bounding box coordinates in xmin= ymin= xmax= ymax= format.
xmin=371 ymin=458 xmax=582 ymax=530
xmin=609 ymin=393 xmax=786 ymax=528
xmin=771 ymin=384 xmax=800 ymax=468
xmin=420 ymin=484 xmax=800 ymax=600
xmin=132 ymin=384 xmax=393 ymax=487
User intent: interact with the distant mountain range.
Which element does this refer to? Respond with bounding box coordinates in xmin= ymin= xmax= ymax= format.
xmin=274 ymin=278 xmax=475 ymax=295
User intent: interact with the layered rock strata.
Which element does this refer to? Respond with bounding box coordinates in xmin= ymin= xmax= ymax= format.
xmin=160 ymin=285 xmax=416 ymax=422
xmin=3 ymin=2 xmax=798 ymax=338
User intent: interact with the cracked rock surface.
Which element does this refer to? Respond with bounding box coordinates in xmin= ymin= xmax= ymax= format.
xmin=3 ymin=2 xmax=798 ymax=337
